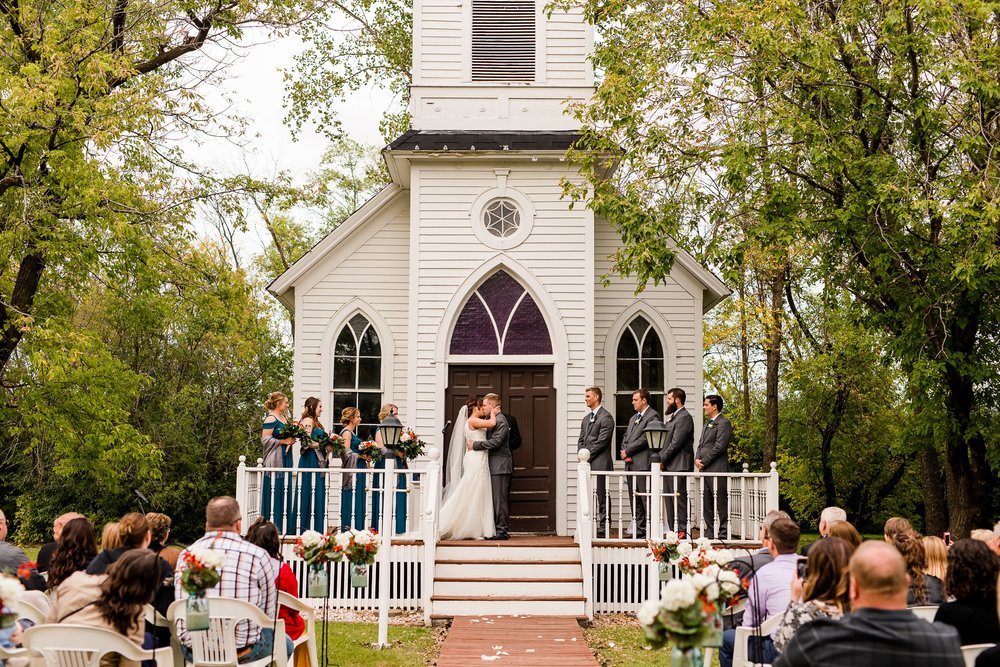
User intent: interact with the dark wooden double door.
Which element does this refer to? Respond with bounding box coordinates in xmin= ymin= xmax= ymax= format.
xmin=445 ymin=365 xmax=556 ymax=533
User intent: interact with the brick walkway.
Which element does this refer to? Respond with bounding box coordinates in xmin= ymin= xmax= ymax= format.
xmin=437 ymin=615 xmax=599 ymax=666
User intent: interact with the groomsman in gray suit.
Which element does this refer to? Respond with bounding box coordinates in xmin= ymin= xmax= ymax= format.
xmin=471 ymin=392 xmax=513 ymax=540
xmin=661 ymin=387 xmax=694 ymax=536
xmin=696 ymin=394 xmax=732 ymax=539
xmin=620 ymin=388 xmax=659 ymax=540
xmin=577 ymin=386 xmax=615 ymax=538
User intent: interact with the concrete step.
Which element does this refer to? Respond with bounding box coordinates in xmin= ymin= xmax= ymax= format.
xmin=435 ymin=544 xmax=580 ymax=562
xmin=434 ymin=577 xmax=584 ymax=597
xmin=431 ymin=596 xmax=587 ymax=617
xmin=434 ymin=561 xmax=582 ymax=579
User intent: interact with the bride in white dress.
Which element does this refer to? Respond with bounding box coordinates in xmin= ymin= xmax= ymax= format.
xmin=439 ymin=398 xmax=497 ymax=540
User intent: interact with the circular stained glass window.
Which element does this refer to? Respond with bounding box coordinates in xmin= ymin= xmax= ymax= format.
xmin=483 ymin=199 xmax=521 ymax=238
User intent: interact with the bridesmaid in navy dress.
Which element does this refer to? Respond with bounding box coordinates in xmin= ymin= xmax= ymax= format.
xmin=297 ymin=397 xmax=327 ymax=533
xmin=338 ymin=407 xmax=370 ymax=530
xmin=372 ymin=403 xmax=409 ymax=535
xmin=261 ymin=392 xmax=296 ymax=533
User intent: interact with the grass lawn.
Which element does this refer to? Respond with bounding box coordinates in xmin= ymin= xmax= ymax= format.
xmin=319 ymin=621 xmax=441 ymax=667
xmin=584 ymin=618 xmax=720 ymax=667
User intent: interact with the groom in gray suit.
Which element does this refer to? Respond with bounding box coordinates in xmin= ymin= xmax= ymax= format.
xmin=577 ymin=385 xmax=615 ymax=538
xmin=620 ymin=388 xmax=659 ymax=540
xmin=470 ymin=392 xmax=513 ymax=540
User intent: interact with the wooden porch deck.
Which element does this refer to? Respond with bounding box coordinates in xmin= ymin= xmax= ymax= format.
xmin=437 ymin=615 xmax=599 ymax=666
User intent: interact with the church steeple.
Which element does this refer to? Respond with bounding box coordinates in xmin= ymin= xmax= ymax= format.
xmin=410 ymin=0 xmax=594 ymax=131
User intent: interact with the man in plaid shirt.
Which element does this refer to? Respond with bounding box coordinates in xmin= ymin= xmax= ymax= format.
xmin=175 ymin=497 xmax=292 ymax=661
xmin=774 ymin=541 xmax=963 ymax=667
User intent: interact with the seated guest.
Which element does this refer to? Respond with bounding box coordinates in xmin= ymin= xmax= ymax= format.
xmin=933 ymin=539 xmax=1000 ymax=645
xmin=971 ymin=528 xmax=995 ymax=543
xmin=801 ymin=507 xmax=846 ymax=556
xmin=883 ymin=516 xmax=912 ymax=543
xmin=720 ymin=517 xmax=801 ymax=667
xmin=36 ymin=512 xmax=85 ymax=573
xmin=100 ymin=522 xmax=122 ymax=550
xmin=245 ymin=518 xmax=304 ymax=641
xmin=826 ymin=520 xmax=863 ymax=551
xmin=47 ymin=517 xmax=98 ymax=591
xmin=774 ymin=541 xmax=962 ymax=667
xmin=145 ymin=513 xmax=171 ymax=554
xmin=47 ymin=550 xmax=161 ymax=667
xmin=174 ymin=497 xmax=291 ymax=661
xmin=892 ymin=530 xmax=944 ymax=605
xmin=922 ymin=535 xmax=948 ymax=583
xmin=0 ymin=509 xmax=28 ymax=573
xmin=773 ymin=536 xmax=854 ymax=653
xmin=726 ymin=509 xmax=790 ymax=628
xmin=87 ymin=513 xmax=174 ymax=618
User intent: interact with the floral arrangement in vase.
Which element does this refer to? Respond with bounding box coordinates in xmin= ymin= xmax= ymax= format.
xmin=393 ymin=428 xmax=427 ymax=460
xmin=294 ymin=529 xmax=342 ymax=597
xmin=359 ymin=440 xmax=384 ymax=465
xmin=674 ymin=538 xmax=734 ymax=576
xmin=648 ymin=532 xmax=683 ymax=581
xmin=179 ymin=548 xmax=225 ymax=631
xmin=637 ymin=567 xmax=744 ymax=665
xmin=334 ymin=527 xmax=380 ymax=587
xmin=0 ymin=574 xmax=23 ymax=629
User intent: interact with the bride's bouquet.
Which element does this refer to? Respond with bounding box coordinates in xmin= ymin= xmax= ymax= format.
xmin=392 ymin=428 xmax=427 ymax=460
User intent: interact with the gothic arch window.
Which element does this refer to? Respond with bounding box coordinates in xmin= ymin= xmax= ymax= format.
xmin=332 ymin=313 xmax=382 ymax=439
xmin=614 ymin=315 xmax=666 ymax=448
xmin=450 ymin=270 xmax=552 ymax=355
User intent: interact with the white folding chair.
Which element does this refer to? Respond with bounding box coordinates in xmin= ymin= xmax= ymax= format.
xmin=167 ymin=597 xmax=288 ymax=667
xmin=22 ymin=624 xmax=155 ymax=667
xmin=14 ymin=599 xmax=46 ymax=625
xmin=277 ymin=593 xmax=319 ymax=667
xmin=732 ymin=614 xmax=782 ymax=667
xmin=909 ymin=605 xmax=938 ymax=622
xmin=0 ymin=644 xmax=27 ymax=663
xmin=962 ymin=643 xmax=995 ymax=667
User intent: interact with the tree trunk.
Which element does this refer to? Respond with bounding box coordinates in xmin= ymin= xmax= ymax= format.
xmin=818 ymin=381 xmax=849 ymax=508
xmin=919 ymin=446 xmax=947 ymax=537
xmin=0 ymin=252 xmax=46 ymax=378
xmin=738 ymin=275 xmax=752 ymax=421
xmin=763 ymin=265 xmax=784 ymax=468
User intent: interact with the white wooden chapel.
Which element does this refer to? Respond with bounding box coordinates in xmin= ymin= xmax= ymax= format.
xmin=267 ymin=0 xmax=729 ymax=537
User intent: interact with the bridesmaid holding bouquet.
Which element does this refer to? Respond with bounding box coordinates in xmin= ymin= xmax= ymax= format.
xmin=339 ymin=407 xmax=369 ymax=530
xmin=297 ymin=397 xmax=327 ymax=533
xmin=261 ymin=391 xmax=296 ymax=533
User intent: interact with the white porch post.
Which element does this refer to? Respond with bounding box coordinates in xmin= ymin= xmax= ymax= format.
xmin=766 ymin=461 xmax=779 ymax=513
xmin=576 ymin=450 xmax=594 ymax=620
xmin=376 ymin=457 xmax=395 ymax=648
xmin=421 ymin=448 xmax=442 ymax=626
xmin=236 ymin=455 xmax=249 ymax=527
xmin=648 ymin=466 xmax=662 ymax=602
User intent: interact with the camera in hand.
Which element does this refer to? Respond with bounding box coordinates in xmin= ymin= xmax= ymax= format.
xmin=797 ymin=558 xmax=809 ymax=580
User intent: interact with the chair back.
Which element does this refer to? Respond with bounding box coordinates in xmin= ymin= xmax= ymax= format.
xmin=167 ymin=597 xmax=287 ymax=667
xmin=15 ymin=598 xmax=46 ymax=625
xmin=22 ymin=624 xmax=152 ymax=667
xmin=732 ymin=614 xmax=783 ymax=667
xmin=961 ymin=643 xmax=995 ymax=667
xmin=909 ymin=605 xmax=938 ymax=622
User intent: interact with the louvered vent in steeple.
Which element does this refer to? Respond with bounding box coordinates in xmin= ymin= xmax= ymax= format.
xmin=471 ymin=0 xmax=536 ymax=81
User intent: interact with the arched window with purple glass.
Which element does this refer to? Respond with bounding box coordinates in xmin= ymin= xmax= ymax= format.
xmin=450 ymin=270 xmax=552 ymax=355
xmin=614 ymin=315 xmax=665 ymax=450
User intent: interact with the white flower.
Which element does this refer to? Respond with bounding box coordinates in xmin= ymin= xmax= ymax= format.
xmin=676 ymin=542 xmax=693 ymax=558
xmin=334 ymin=532 xmax=352 ymax=549
xmin=354 ymin=528 xmax=379 ymax=546
xmin=189 ymin=548 xmax=226 ymax=570
xmin=300 ymin=530 xmax=326 ymax=548
xmin=695 ymin=537 xmax=712 ymax=550
xmin=717 ymin=569 xmax=742 ymax=597
xmin=636 ymin=598 xmax=661 ymax=627
xmin=662 ymin=531 xmax=680 ymax=546
xmin=710 ymin=548 xmax=734 ymax=566
xmin=660 ymin=578 xmax=698 ymax=611
xmin=0 ymin=575 xmax=24 ymax=607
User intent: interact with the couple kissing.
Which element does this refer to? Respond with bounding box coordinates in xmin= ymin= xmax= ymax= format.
xmin=439 ymin=393 xmax=513 ymax=540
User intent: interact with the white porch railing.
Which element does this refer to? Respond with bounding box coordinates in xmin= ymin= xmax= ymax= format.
xmin=234 ymin=448 xmax=443 ymax=619
xmin=575 ymin=452 xmax=780 ymax=613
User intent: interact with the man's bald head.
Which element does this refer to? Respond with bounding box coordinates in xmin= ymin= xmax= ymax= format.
xmin=849 ymin=541 xmax=909 ymax=609
xmin=54 ymin=512 xmax=85 ymax=540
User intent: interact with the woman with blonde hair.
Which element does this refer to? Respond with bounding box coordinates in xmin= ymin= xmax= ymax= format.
xmin=827 ymin=520 xmax=863 ymax=551
xmin=372 ymin=403 xmax=409 ymax=534
xmin=883 ymin=516 xmax=912 ymax=542
xmin=339 ymin=407 xmax=369 ymax=530
xmin=922 ymin=535 xmax=948 ymax=581
xmin=261 ymin=391 xmax=297 ymax=533
xmin=100 ymin=522 xmax=121 ymax=550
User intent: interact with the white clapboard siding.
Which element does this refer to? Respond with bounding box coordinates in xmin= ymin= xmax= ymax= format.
xmin=294 ymin=198 xmax=411 ymax=421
